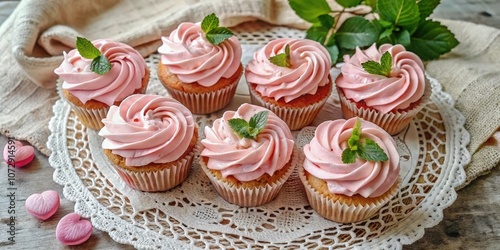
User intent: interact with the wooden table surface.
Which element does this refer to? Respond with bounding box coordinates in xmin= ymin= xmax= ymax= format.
xmin=1 ymin=0 xmax=499 ymax=249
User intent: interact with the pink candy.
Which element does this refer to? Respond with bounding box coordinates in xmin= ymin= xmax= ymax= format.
xmin=25 ymin=190 xmax=60 ymax=220
xmin=3 ymin=140 xmax=35 ymax=168
xmin=56 ymin=213 xmax=93 ymax=245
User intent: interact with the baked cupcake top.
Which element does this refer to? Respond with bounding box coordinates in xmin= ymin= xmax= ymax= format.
xmin=200 ymin=103 xmax=294 ymax=181
xmin=99 ymin=94 xmax=195 ymax=166
xmin=54 ymin=39 xmax=147 ymax=106
xmin=303 ymin=117 xmax=400 ymax=198
xmin=245 ymin=38 xmax=331 ymax=103
xmin=335 ymin=43 xmax=426 ymax=113
xmin=157 ymin=21 xmax=242 ymax=87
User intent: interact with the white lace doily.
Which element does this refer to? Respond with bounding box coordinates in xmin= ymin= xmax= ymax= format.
xmin=47 ymin=22 xmax=469 ymax=249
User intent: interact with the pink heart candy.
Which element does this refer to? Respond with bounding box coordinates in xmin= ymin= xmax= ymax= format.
xmin=3 ymin=140 xmax=35 ymax=168
xmin=25 ymin=190 xmax=60 ymax=220
xmin=56 ymin=213 xmax=93 ymax=246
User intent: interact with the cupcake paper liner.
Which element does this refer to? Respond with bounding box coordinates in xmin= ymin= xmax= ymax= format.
xmin=164 ymin=77 xmax=240 ymax=115
xmin=67 ymin=101 xmax=108 ymax=130
xmin=248 ymin=86 xmax=329 ymax=131
xmin=338 ymin=80 xmax=432 ymax=135
xmin=200 ymin=148 xmax=299 ymax=207
xmin=112 ymin=150 xmax=195 ymax=192
xmin=299 ymin=166 xmax=401 ymax=223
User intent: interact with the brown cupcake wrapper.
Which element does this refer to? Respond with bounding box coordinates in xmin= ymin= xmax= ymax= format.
xmin=248 ymin=87 xmax=329 ymax=131
xmin=299 ymin=166 xmax=401 ymax=223
xmin=67 ymin=101 xmax=108 ymax=130
xmin=200 ymin=148 xmax=299 ymax=207
xmin=338 ymin=80 xmax=432 ymax=135
xmin=112 ymin=150 xmax=195 ymax=192
xmin=164 ymin=77 xmax=240 ymax=115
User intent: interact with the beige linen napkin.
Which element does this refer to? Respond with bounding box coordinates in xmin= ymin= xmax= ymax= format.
xmin=0 ymin=0 xmax=498 ymax=188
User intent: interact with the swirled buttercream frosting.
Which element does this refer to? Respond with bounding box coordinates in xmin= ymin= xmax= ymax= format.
xmin=303 ymin=118 xmax=400 ymax=198
xmin=99 ymin=94 xmax=195 ymax=166
xmin=245 ymin=38 xmax=331 ymax=103
xmin=336 ymin=43 xmax=426 ymax=113
xmin=157 ymin=22 xmax=242 ymax=87
xmin=55 ymin=39 xmax=147 ymax=106
xmin=201 ymin=103 xmax=294 ymax=182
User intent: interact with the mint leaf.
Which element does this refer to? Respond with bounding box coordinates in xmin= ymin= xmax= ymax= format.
xmin=289 ymin=0 xmax=331 ymax=25
xmin=90 ymin=55 xmax=112 ymax=75
xmin=206 ymin=27 xmax=234 ymax=45
xmin=377 ymin=0 xmax=420 ymax=34
xmin=357 ymin=139 xmax=389 ymax=162
xmin=228 ymin=118 xmax=251 ymax=139
xmin=76 ymin=37 xmax=101 ymax=59
xmin=249 ymin=111 xmax=269 ymax=132
xmin=201 ymin=13 xmax=219 ymax=33
xmin=229 ymin=111 xmax=269 ymax=139
xmin=407 ymin=20 xmax=459 ymax=60
xmin=417 ymin=0 xmax=440 ymax=22
xmin=336 ymin=0 xmax=363 ymax=8
xmin=347 ymin=118 xmax=361 ymax=150
xmin=361 ymin=51 xmax=392 ymax=77
xmin=269 ymin=44 xmax=292 ymax=68
xmin=342 ymin=148 xmax=357 ymax=164
xmin=336 ymin=16 xmax=378 ymax=49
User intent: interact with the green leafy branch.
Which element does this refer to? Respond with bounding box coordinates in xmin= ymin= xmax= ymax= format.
xmin=289 ymin=0 xmax=459 ymax=64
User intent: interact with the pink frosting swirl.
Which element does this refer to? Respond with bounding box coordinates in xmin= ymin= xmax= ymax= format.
xmin=201 ymin=103 xmax=294 ymax=182
xmin=336 ymin=43 xmax=426 ymax=113
xmin=303 ymin=118 xmax=400 ymax=198
xmin=54 ymin=39 xmax=147 ymax=106
xmin=245 ymin=38 xmax=331 ymax=103
xmin=99 ymin=94 xmax=195 ymax=167
xmin=158 ymin=22 xmax=242 ymax=87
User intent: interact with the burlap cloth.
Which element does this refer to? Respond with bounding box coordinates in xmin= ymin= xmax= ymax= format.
xmin=0 ymin=0 xmax=498 ymax=189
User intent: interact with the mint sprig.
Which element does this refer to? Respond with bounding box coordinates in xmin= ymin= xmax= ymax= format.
xmin=201 ymin=13 xmax=234 ymax=45
xmin=76 ymin=37 xmax=112 ymax=75
xmin=269 ymin=44 xmax=292 ymax=68
xmin=361 ymin=51 xmax=392 ymax=77
xmin=228 ymin=111 xmax=269 ymax=139
xmin=341 ymin=118 xmax=388 ymax=164
xmin=288 ymin=0 xmax=458 ymax=62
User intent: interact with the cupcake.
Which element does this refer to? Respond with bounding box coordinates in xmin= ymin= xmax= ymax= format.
xmin=245 ymin=38 xmax=332 ymax=130
xmin=157 ymin=13 xmax=243 ymax=114
xmin=200 ymin=103 xmax=296 ymax=207
xmin=335 ymin=43 xmax=431 ymax=135
xmin=300 ymin=117 xmax=401 ymax=223
xmin=54 ymin=38 xmax=149 ymax=130
xmin=99 ymin=94 xmax=197 ymax=192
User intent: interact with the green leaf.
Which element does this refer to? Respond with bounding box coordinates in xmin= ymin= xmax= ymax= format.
xmin=306 ymin=26 xmax=330 ymax=44
xmin=325 ymin=44 xmax=339 ymax=65
xmin=318 ymin=14 xmax=334 ymax=29
xmin=206 ymin=27 xmax=234 ymax=45
xmin=407 ymin=20 xmax=459 ymax=60
xmin=336 ymin=0 xmax=363 ymax=8
xmin=347 ymin=118 xmax=362 ymax=150
xmin=228 ymin=118 xmax=251 ymax=139
xmin=229 ymin=111 xmax=269 ymax=139
xmin=377 ymin=19 xmax=394 ymax=29
xmin=342 ymin=148 xmax=357 ymax=164
xmin=76 ymin=37 xmax=101 ymax=59
xmin=288 ymin=0 xmax=332 ymax=25
xmin=361 ymin=51 xmax=392 ymax=77
xmin=90 ymin=55 xmax=112 ymax=75
xmin=357 ymin=139 xmax=389 ymax=162
xmin=269 ymin=44 xmax=292 ymax=68
xmin=249 ymin=111 xmax=269 ymax=133
xmin=379 ymin=27 xmax=394 ymax=40
xmin=377 ymin=0 xmax=420 ymax=34
xmin=365 ymin=0 xmax=378 ymax=10
xmin=336 ymin=16 xmax=378 ymax=49
xmin=395 ymin=28 xmax=411 ymax=46
xmin=201 ymin=13 xmax=219 ymax=33
xmin=417 ymin=0 xmax=440 ymax=22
